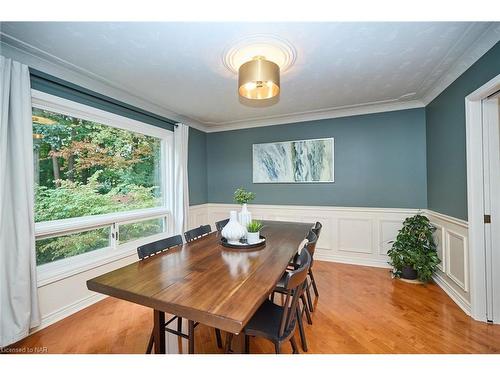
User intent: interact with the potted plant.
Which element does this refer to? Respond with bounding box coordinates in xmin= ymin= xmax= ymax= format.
xmin=233 ymin=187 xmax=256 ymax=230
xmin=387 ymin=214 xmax=440 ymax=282
xmin=246 ymin=220 xmax=264 ymax=244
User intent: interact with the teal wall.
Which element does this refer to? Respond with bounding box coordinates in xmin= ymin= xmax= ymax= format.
xmin=426 ymin=42 xmax=500 ymax=220
xmin=206 ymin=108 xmax=427 ymax=208
xmin=188 ymin=127 xmax=208 ymax=205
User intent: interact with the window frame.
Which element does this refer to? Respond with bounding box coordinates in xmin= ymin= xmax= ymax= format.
xmin=32 ymin=90 xmax=174 ymax=286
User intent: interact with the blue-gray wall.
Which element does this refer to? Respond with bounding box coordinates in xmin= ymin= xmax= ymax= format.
xmin=188 ymin=127 xmax=208 ymax=205
xmin=426 ymin=42 xmax=500 ymax=220
xmin=206 ymin=108 xmax=427 ymax=208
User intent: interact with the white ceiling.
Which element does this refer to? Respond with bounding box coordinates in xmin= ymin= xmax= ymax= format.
xmin=1 ymin=22 xmax=499 ymax=131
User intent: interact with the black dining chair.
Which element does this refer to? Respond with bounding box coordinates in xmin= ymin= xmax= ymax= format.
xmin=215 ymin=218 xmax=229 ymax=232
xmin=308 ymin=221 xmax=322 ymax=299
xmin=184 ymin=224 xmax=212 ymax=242
xmin=272 ymin=230 xmax=317 ymax=351
xmin=137 ymin=235 xmax=184 ymax=354
xmin=244 ymin=249 xmax=311 ymax=354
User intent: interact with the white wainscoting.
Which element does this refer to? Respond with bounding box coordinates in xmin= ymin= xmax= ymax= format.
xmin=426 ymin=210 xmax=471 ymax=316
xmin=191 ymin=204 xmax=471 ymax=316
xmin=189 ymin=203 xmax=420 ymax=269
xmin=29 ymin=204 xmax=470 ymax=337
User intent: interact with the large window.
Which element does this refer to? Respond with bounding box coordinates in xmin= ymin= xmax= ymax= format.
xmin=32 ymin=91 xmax=173 ymax=278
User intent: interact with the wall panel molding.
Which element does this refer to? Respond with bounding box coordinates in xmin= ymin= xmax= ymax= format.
xmin=26 ymin=204 xmax=471 ymax=338
xmin=190 ymin=203 xmax=419 ymax=269
xmin=426 ymin=209 xmax=470 ymax=315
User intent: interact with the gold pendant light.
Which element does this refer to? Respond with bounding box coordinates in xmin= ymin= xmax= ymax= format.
xmin=238 ymin=56 xmax=280 ymax=100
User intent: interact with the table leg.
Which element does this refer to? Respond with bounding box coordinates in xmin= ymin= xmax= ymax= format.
xmin=225 ymin=332 xmax=244 ymax=353
xmin=188 ymin=320 xmax=195 ymax=354
xmin=153 ymin=309 xmax=166 ymax=354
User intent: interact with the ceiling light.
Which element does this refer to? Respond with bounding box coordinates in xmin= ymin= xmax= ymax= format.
xmin=238 ymin=56 xmax=280 ymax=100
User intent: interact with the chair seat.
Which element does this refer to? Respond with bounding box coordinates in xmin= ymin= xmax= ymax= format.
xmin=244 ymin=300 xmax=293 ymax=341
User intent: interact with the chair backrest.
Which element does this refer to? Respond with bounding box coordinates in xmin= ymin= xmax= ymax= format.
xmin=311 ymin=221 xmax=322 ymax=239
xmin=304 ymin=230 xmax=318 ymax=259
xmin=184 ymin=224 xmax=212 ymax=243
xmin=291 ymin=230 xmax=317 ymax=265
xmin=278 ymin=249 xmax=311 ymax=338
xmin=137 ymin=234 xmax=183 ymax=260
xmin=215 ymin=218 xmax=229 ymax=232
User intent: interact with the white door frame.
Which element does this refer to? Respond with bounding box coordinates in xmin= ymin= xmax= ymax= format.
xmin=465 ymin=73 xmax=500 ymax=321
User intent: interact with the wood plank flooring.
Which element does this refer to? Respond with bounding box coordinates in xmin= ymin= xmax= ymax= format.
xmin=9 ymin=261 xmax=500 ymax=354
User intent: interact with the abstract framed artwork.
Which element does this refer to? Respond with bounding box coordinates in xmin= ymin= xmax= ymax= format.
xmin=252 ymin=137 xmax=334 ymax=183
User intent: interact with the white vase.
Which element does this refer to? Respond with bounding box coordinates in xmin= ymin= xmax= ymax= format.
xmin=238 ymin=203 xmax=252 ymax=237
xmin=221 ymin=211 xmax=246 ymax=244
xmin=247 ymin=231 xmax=260 ymax=245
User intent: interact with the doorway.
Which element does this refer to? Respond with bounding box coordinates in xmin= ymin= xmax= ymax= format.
xmin=482 ymin=92 xmax=500 ymax=322
xmin=466 ymin=74 xmax=500 ymax=323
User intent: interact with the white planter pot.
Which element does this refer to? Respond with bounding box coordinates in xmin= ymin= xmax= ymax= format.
xmin=238 ymin=203 xmax=252 ymax=237
xmin=247 ymin=231 xmax=260 ymax=245
xmin=221 ymin=211 xmax=246 ymax=244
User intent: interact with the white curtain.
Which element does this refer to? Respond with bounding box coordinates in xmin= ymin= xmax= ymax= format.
xmin=0 ymin=56 xmax=40 ymax=347
xmin=173 ymin=123 xmax=190 ymax=236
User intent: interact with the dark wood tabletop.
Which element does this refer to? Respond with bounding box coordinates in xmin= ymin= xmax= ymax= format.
xmin=87 ymin=220 xmax=312 ymax=335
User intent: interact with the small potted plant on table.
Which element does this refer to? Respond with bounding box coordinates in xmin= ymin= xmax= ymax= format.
xmin=387 ymin=214 xmax=440 ymax=283
xmin=234 ymin=187 xmax=256 ymax=229
xmin=246 ymin=220 xmax=264 ymax=245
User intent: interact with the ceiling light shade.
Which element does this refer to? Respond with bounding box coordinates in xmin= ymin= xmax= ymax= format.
xmin=238 ymin=56 xmax=280 ymax=100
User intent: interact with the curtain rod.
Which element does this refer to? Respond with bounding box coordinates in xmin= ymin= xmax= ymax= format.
xmin=29 ymin=68 xmax=178 ymax=127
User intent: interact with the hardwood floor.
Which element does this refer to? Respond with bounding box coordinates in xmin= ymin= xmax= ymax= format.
xmin=10 ymin=261 xmax=500 ymax=354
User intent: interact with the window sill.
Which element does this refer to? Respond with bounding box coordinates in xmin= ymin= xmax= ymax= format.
xmin=36 ymin=231 xmax=169 ymax=287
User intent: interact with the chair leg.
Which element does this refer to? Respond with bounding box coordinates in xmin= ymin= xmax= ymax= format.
xmin=274 ymin=342 xmax=281 ymax=354
xmin=188 ymin=320 xmax=195 ymax=354
xmin=296 ymin=306 xmax=308 ymax=352
xmin=177 ymin=316 xmax=182 ymax=333
xmin=301 ymin=294 xmax=313 ymax=325
xmin=244 ymin=335 xmax=250 ymax=354
xmin=305 ymin=283 xmax=314 ymax=312
xmin=309 ymin=269 xmax=319 ymax=297
xmin=290 ymin=336 xmax=299 ymax=354
xmin=215 ymin=328 xmax=223 ymax=349
xmin=146 ymin=331 xmax=154 ymax=354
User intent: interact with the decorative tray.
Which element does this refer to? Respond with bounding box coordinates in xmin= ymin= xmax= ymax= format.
xmin=220 ymin=236 xmax=266 ymax=250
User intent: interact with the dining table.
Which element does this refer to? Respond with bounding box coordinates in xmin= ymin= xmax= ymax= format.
xmin=86 ymin=220 xmax=313 ymax=354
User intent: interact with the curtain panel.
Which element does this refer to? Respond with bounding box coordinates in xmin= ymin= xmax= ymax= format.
xmin=173 ymin=123 xmax=190 ymax=235
xmin=0 ymin=56 xmax=41 ymax=347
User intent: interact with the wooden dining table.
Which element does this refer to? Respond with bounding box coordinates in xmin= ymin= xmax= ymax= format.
xmin=86 ymin=220 xmax=313 ymax=354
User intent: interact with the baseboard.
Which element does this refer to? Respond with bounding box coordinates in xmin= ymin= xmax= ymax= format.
xmin=315 ymin=249 xmax=391 ymax=269
xmin=433 ymin=273 xmax=472 ymax=316
xmin=31 ymin=292 xmax=106 ymax=334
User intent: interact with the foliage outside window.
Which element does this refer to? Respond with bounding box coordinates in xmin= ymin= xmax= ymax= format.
xmin=33 ymin=105 xmax=168 ymax=266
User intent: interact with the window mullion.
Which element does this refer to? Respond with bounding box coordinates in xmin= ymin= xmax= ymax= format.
xmin=110 ymin=223 xmax=118 ymax=250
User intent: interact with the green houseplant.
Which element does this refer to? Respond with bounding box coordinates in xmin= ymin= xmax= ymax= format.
xmin=233 ymin=187 xmax=256 ymax=231
xmin=246 ymin=220 xmax=264 ymax=244
xmin=233 ymin=187 xmax=256 ymax=205
xmin=387 ymin=214 xmax=440 ymax=282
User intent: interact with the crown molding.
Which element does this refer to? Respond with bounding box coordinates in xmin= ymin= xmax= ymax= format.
xmin=2 ymin=24 xmax=498 ymax=134
xmin=420 ymin=23 xmax=500 ymax=105
xmin=0 ymin=33 xmax=209 ymax=132
xmin=203 ymin=99 xmax=425 ymax=133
